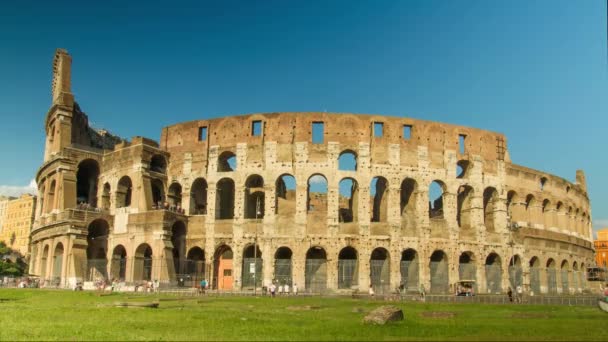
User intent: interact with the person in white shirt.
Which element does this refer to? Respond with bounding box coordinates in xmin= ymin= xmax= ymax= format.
xmin=278 ymin=284 xmax=283 ymax=295
xmin=284 ymin=283 xmax=290 ymax=295
xmin=293 ymin=283 xmax=298 ymax=295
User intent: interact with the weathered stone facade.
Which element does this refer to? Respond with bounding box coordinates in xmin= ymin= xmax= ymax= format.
xmin=30 ymin=49 xmax=594 ymax=295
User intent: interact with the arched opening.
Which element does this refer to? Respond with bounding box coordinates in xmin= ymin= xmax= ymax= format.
xmin=429 ymin=181 xmax=445 ymax=219
xmin=540 ymin=177 xmax=547 ymax=191
xmin=485 ymin=253 xmax=502 ymax=294
xmin=338 ymin=150 xmax=357 ymax=171
xmin=218 ymin=151 xmax=237 ymax=172
xmin=52 ymin=243 xmax=64 ymax=286
xmin=241 ymin=244 xmax=263 ymax=289
xmin=274 ymin=247 xmax=293 ymax=286
xmin=459 ymin=252 xmax=477 ymax=282
xmin=190 ymin=178 xmax=208 ymax=215
xmin=338 ymin=178 xmax=358 ymax=223
xmin=370 ymin=177 xmax=388 ymax=222
xmin=529 ymin=257 xmax=541 ymax=295
xmin=525 ymin=194 xmax=536 ymax=223
xmin=111 ymin=245 xmax=127 ymax=281
xmin=572 ymin=262 xmax=580 ymax=292
xmin=167 ymin=183 xmax=183 ymax=209
xmin=457 ymin=185 xmax=474 ymax=230
xmin=400 ymin=179 xmax=417 ymax=232
xmin=213 ymin=245 xmax=233 ymax=290
xmin=400 ymin=249 xmax=419 ymax=292
xmin=171 ymin=221 xmax=187 ymax=277
xmin=483 ymin=187 xmax=499 ymax=232
xmin=39 ymin=184 xmax=46 ymax=215
xmin=47 ymin=180 xmax=56 ymax=213
xmin=134 ymin=243 xmax=153 ymax=282
xmin=76 ymin=159 xmax=100 ymax=208
xmin=430 ymin=250 xmax=449 ymax=293
xmin=244 ymin=175 xmax=265 ymax=219
xmin=307 ymin=174 xmax=328 ymax=214
xmin=149 ymin=179 xmax=164 ymax=209
xmin=337 ymin=247 xmax=358 ymax=289
xmin=508 ymin=255 xmax=523 ymax=289
xmin=560 ymin=260 xmax=570 ymax=294
xmin=150 ymin=154 xmax=167 ymax=173
xmin=101 ymin=183 xmax=111 ymax=210
xmin=507 ymin=190 xmax=518 ymax=220
xmin=305 ymin=247 xmax=327 ymax=292
xmin=215 ymin=178 xmax=235 ymax=219
xmin=186 ymin=247 xmax=205 ymax=285
xmin=86 ymin=219 xmax=109 ymax=281
xmin=275 ymin=174 xmax=296 ymax=216
xmin=116 ymin=176 xmax=132 ymax=208
xmin=40 ymin=245 xmax=49 ymax=280
xmin=456 ymin=160 xmax=470 ymax=179
xmin=546 ymin=258 xmax=557 ymax=294
xmin=370 ymin=247 xmax=390 ymax=294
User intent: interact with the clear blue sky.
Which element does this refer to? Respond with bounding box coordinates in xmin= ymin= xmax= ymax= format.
xmin=0 ymin=0 xmax=606 ymax=231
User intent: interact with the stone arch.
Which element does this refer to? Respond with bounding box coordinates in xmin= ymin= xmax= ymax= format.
xmin=542 ymin=199 xmax=552 ymax=227
xmin=546 ymin=258 xmax=557 ymax=294
xmin=150 ymin=154 xmax=167 ymax=173
xmin=338 ymin=178 xmax=358 ymax=223
xmin=244 ymin=175 xmax=265 ymax=219
xmin=171 ymin=221 xmax=187 ymax=276
xmin=400 ymin=249 xmax=419 ymax=292
xmin=485 ymin=253 xmax=502 ymax=293
xmin=52 ymin=242 xmax=64 ymax=285
xmin=47 ymin=180 xmax=56 ymax=213
xmin=167 ymin=182 xmax=183 ymax=208
xmin=429 ymin=250 xmax=449 ymax=293
xmin=370 ymin=177 xmax=388 ymax=222
xmin=508 ymin=255 xmax=523 ymax=288
xmin=274 ymin=247 xmax=293 ymax=286
xmin=525 ymin=194 xmax=536 ymax=223
xmin=370 ymin=247 xmax=390 ymax=293
xmin=459 ymin=251 xmax=477 ymax=282
xmin=275 ymin=174 xmax=296 ymax=216
xmin=111 ymin=244 xmax=127 ymax=281
xmin=556 ymin=201 xmax=565 ymax=229
xmin=39 ymin=183 xmax=46 ymax=215
xmin=507 ymin=190 xmax=519 ymax=221
xmin=529 ymin=256 xmax=541 ymax=295
xmin=400 ymin=178 xmax=417 ymax=233
xmin=133 ymin=243 xmax=153 ymax=282
xmin=307 ymin=174 xmax=328 ymax=214
xmin=86 ymin=219 xmax=110 ymax=281
xmin=151 ymin=178 xmax=165 ymax=208
xmin=40 ymin=244 xmax=50 ymax=280
xmin=76 ymin=159 xmax=100 ymax=207
xmin=218 ymin=151 xmax=237 ymax=172
xmin=572 ymin=261 xmax=581 ymax=292
xmin=338 ymin=150 xmax=357 ymax=171
xmin=186 ymin=247 xmax=205 ymax=284
xmin=116 ymin=176 xmax=132 ymax=208
xmin=560 ymin=259 xmax=570 ymax=294
xmin=483 ymin=187 xmax=499 ymax=232
xmin=337 ymin=246 xmax=358 ymax=289
xmin=190 ymin=178 xmax=208 ymax=215
xmin=456 ymin=185 xmax=474 ymax=231
xmin=429 ymin=180 xmax=446 ymax=219
xmin=242 ymin=244 xmax=263 ymax=288
xmin=216 ymin=178 xmax=235 ymax=219
xmin=213 ymin=244 xmax=233 ymax=290
xmin=305 ymin=246 xmax=327 ymax=292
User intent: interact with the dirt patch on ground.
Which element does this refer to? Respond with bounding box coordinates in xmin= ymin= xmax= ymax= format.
xmin=510 ymin=313 xmax=551 ymax=319
xmin=420 ymin=311 xmax=456 ymax=318
xmin=286 ymin=305 xmax=322 ymax=311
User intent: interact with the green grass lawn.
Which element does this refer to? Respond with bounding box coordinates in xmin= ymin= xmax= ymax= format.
xmin=0 ymin=289 xmax=606 ymax=341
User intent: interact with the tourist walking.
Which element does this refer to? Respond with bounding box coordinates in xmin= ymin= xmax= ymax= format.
xmin=369 ymin=285 xmax=375 ymax=297
xmin=293 ymin=283 xmax=298 ymax=296
xmin=284 ymin=283 xmax=290 ymax=295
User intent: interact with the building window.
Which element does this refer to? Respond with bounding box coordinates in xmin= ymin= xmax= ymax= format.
xmin=198 ymin=126 xmax=207 ymax=141
xmin=312 ymin=122 xmax=324 ymax=144
xmin=374 ymin=122 xmax=384 ymax=137
xmin=403 ymin=125 xmax=412 ymax=140
xmin=459 ymin=134 xmax=466 ymax=154
xmin=251 ymin=120 xmax=262 ymax=136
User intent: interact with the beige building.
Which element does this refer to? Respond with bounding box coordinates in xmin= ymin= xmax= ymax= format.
xmin=30 ymin=49 xmax=594 ymax=294
xmin=0 ymin=196 xmax=15 ymax=235
xmin=0 ymin=194 xmax=36 ymax=256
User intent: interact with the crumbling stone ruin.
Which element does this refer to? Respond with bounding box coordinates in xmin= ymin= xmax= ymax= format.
xmin=30 ymin=49 xmax=594 ymax=295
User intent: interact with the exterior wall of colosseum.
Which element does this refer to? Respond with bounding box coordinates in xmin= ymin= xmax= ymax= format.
xmin=30 ymin=49 xmax=594 ymax=295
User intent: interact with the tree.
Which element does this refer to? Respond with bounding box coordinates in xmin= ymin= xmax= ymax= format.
xmin=0 ymin=241 xmax=26 ymax=276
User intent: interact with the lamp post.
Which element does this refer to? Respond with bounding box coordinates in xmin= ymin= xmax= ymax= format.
xmin=506 ymin=216 xmax=520 ymax=289
xmin=253 ymin=197 xmax=261 ymax=296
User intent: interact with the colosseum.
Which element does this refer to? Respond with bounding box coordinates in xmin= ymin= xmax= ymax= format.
xmin=29 ymin=49 xmax=595 ymax=295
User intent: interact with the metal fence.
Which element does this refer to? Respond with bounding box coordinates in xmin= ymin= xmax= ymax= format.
xmin=400 ymin=260 xmax=419 ymax=292
xmin=459 ymin=263 xmax=478 ymax=293
xmin=274 ymin=259 xmax=292 ymax=286
xmin=305 ymin=259 xmax=327 ymax=293
xmin=338 ymin=259 xmax=358 ymax=289
xmin=508 ymin=265 xmax=523 ymax=288
xmin=370 ymin=260 xmax=390 ymax=294
xmin=547 ymin=268 xmax=558 ymax=294
xmin=485 ymin=264 xmax=503 ymax=294
xmin=430 ymin=260 xmax=449 ymax=294
xmin=530 ymin=267 xmax=541 ymax=294
xmin=241 ymin=258 xmax=262 ymax=288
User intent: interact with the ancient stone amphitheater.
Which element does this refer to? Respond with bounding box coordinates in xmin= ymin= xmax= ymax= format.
xmin=30 ymin=49 xmax=594 ymax=295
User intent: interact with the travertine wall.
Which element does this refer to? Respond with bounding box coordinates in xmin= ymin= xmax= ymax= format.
xmin=30 ymin=49 xmax=594 ymax=295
